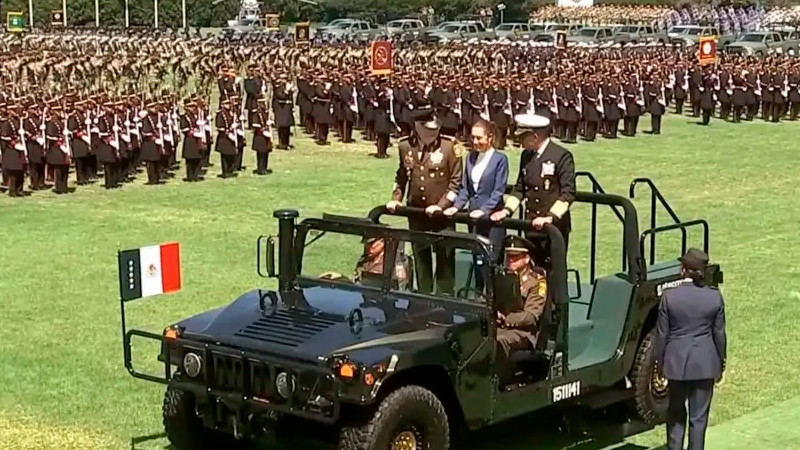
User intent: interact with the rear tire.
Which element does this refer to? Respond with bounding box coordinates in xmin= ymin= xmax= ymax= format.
xmin=629 ymin=329 xmax=669 ymax=426
xmin=338 ymin=385 xmax=450 ymax=450
xmin=163 ymin=379 xmax=237 ymax=449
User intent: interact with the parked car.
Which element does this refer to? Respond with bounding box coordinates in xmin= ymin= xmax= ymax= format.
xmin=567 ymin=26 xmax=616 ymax=44
xmin=424 ymin=21 xmax=494 ymax=43
xmin=317 ymin=20 xmax=382 ymax=41
xmin=494 ymin=22 xmax=536 ymax=41
xmin=533 ymin=23 xmax=583 ymax=43
xmin=726 ymin=30 xmax=800 ymax=57
xmin=668 ymin=25 xmax=737 ymax=50
xmin=613 ymin=24 xmax=669 ymax=44
xmin=386 ymin=18 xmax=427 ymax=39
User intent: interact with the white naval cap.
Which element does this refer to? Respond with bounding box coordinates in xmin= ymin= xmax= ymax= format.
xmin=514 ymin=114 xmax=550 ymax=135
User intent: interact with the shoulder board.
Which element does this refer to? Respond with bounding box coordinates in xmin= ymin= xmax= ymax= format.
xmin=397 ymin=136 xmax=409 ymax=142
xmin=440 ymin=134 xmax=456 ymax=141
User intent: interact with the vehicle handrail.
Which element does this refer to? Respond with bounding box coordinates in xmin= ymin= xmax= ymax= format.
xmin=576 ymin=171 xmax=627 ymax=281
xmin=629 ymin=177 xmax=686 ymax=266
xmin=639 ymin=219 xmax=709 ymax=270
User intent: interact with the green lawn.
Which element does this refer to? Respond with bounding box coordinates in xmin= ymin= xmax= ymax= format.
xmin=1 ymin=113 xmax=798 ymax=449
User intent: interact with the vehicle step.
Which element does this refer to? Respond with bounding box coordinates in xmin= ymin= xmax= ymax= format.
xmin=577 ymin=388 xmax=634 ymax=410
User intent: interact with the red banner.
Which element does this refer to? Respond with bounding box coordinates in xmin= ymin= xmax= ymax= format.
xmin=698 ymin=36 xmax=717 ymax=66
xmin=370 ymin=41 xmax=393 ymax=76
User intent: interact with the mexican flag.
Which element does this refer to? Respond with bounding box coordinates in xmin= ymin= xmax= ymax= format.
xmin=118 ymin=242 xmax=181 ymax=301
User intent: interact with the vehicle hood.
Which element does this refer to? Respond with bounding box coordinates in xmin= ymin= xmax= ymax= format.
xmin=728 ymin=42 xmax=758 ymax=48
xmin=176 ymin=284 xmax=480 ymax=363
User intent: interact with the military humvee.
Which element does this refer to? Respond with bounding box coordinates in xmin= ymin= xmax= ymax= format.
xmin=121 ymin=175 xmax=722 ymax=449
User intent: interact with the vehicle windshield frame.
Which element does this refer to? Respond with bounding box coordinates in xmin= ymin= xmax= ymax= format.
xmin=294 ymin=218 xmax=496 ymax=307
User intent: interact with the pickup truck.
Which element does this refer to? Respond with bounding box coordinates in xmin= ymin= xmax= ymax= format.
xmin=567 ymin=26 xmax=616 ymax=45
xmin=317 ymin=20 xmax=382 ymax=41
xmin=423 ymin=21 xmax=494 ymax=43
xmin=494 ymin=22 xmax=536 ymax=41
xmin=533 ymin=23 xmax=583 ymax=43
xmin=613 ymin=24 xmax=669 ymax=44
xmin=668 ymin=25 xmax=737 ymax=50
xmin=386 ymin=18 xmax=427 ymax=39
xmin=726 ymin=30 xmax=800 ymax=57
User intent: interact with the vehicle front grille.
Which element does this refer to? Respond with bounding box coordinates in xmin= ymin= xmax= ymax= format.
xmin=234 ymin=309 xmax=339 ymax=347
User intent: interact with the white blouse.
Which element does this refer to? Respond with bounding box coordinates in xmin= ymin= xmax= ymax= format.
xmin=471 ymin=148 xmax=495 ymax=192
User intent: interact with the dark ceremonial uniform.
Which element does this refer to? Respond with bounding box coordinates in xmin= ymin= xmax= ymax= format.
xmin=251 ymin=108 xmax=272 ymax=175
xmin=24 ymin=113 xmax=46 ymax=190
xmin=44 ymin=115 xmax=70 ymax=194
xmin=215 ymin=108 xmax=238 ymax=178
xmin=391 ymin=131 xmax=462 ymax=295
xmin=506 ymin=140 xmax=576 ymax=268
xmin=272 ymin=85 xmax=294 ymax=149
xmin=180 ymin=109 xmax=205 ymax=182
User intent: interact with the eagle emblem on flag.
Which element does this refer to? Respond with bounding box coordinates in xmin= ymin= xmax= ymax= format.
xmin=146 ymin=263 xmax=158 ymax=278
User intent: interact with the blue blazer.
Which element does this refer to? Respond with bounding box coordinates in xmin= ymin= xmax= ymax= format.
xmin=654 ymin=280 xmax=727 ymax=381
xmin=453 ymin=150 xmax=509 ymax=215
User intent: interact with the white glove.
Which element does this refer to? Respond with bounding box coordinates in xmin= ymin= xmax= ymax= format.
xmin=425 ymin=205 xmax=442 ymax=216
xmin=385 ymin=200 xmax=402 ymax=212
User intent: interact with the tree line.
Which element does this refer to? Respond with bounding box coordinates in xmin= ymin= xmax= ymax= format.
xmin=1 ymin=0 xmax=796 ymax=30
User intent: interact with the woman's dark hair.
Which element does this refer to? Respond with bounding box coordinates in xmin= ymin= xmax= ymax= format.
xmin=472 ymin=119 xmax=495 ymax=137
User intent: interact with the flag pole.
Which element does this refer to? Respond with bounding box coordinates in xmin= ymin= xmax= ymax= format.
xmin=28 ymin=0 xmax=34 ymax=27
xmin=182 ymin=0 xmax=187 ymax=29
xmin=125 ymin=0 xmax=129 ymax=27
xmin=62 ymin=0 xmax=67 ymax=26
xmin=154 ymin=0 xmax=159 ymax=29
xmin=95 ymin=0 xmax=99 ymax=27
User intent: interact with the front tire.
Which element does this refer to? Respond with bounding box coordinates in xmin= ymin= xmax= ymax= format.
xmin=163 ymin=381 xmax=235 ymax=449
xmin=629 ymin=329 xmax=669 ymax=425
xmin=338 ymin=385 xmax=450 ymax=450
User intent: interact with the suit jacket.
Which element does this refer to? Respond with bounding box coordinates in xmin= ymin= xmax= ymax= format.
xmin=452 ymin=149 xmax=508 ymax=215
xmin=654 ymin=280 xmax=727 ymax=381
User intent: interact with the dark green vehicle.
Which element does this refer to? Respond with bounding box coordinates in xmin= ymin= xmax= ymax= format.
xmin=120 ymin=175 xmax=722 ymax=449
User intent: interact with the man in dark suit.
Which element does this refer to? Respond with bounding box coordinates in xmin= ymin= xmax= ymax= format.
xmin=654 ymin=248 xmax=727 ymax=450
xmin=493 ymin=113 xmax=576 ymax=269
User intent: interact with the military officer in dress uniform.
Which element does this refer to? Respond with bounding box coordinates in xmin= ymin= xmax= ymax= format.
xmin=44 ymin=104 xmax=71 ymax=194
xmin=386 ymin=110 xmax=463 ymax=295
xmin=654 ymin=248 xmax=726 ymax=450
xmin=215 ymin=98 xmax=239 ymax=178
xmin=0 ymin=103 xmax=27 ymax=197
xmin=139 ymin=100 xmax=163 ymax=185
xmin=494 ymin=114 xmax=576 ymax=268
xmin=272 ymin=74 xmax=295 ymax=149
xmin=180 ymin=99 xmax=205 ymax=182
xmin=24 ymin=102 xmax=47 ymax=191
xmin=67 ymin=100 xmax=92 ymax=185
xmin=251 ymin=101 xmax=273 ymax=175
xmin=243 ymin=64 xmax=264 ymax=129
xmin=496 ymin=236 xmax=548 ymax=388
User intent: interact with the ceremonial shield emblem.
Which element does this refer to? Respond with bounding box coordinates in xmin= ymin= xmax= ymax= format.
xmin=51 ymin=10 xmax=63 ymax=26
xmin=265 ymin=14 xmax=280 ymax=31
xmin=698 ymin=36 xmax=717 ymax=66
xmin=370 ymin=41 xmax=393 ymax=75
xmin=295 ymin=22 xmax=310 ymax=44
xmin=556 ymin=30 xmax=567 ymax=50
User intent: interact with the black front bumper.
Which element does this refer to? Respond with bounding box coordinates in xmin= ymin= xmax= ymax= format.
xmin=125 ymin=330 xmax=341 ymax=424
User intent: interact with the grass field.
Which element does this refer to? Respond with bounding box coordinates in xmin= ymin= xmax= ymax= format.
xmin=1 ymin=112 xmax=799 ymax=449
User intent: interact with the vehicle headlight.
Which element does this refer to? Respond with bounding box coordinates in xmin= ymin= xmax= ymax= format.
xmin=182 ymin=352 xmax=202 ymax=378
xmin=275 ymin=371 xmax=296 ymax=399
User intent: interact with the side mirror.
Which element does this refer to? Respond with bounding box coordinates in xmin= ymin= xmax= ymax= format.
xmin=257 ymin=235 xmax=277 ymax=278
xmin=494 ymin=270 xmax=520 ymax=315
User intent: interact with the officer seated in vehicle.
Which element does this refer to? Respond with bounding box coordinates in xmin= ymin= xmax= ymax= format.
xmin=320 ymin=236 xmax=409 ymax=289
xmin=354 ymin=236 xmax=410 ymax=289
xmin=496 ymin=236 xmax=548 ymax=387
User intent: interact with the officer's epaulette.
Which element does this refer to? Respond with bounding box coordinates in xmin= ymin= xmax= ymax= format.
xmin=440 ymin=134 xmax=456 ymax=141
xmin=397 ymin=135 xmax=409 ymax=142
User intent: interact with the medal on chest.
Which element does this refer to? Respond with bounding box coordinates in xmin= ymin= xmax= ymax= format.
xmin=430 ymin=149 xmax=443 ymax=165
xmin=544 ymin=179 xmax=550 ymax=191
xmin=541 ymin=160 xmax=555 ymax=177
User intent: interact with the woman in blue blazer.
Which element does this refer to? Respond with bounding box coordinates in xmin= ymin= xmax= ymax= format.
xmin=444 ymin=120 xmax=509 ymax=288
